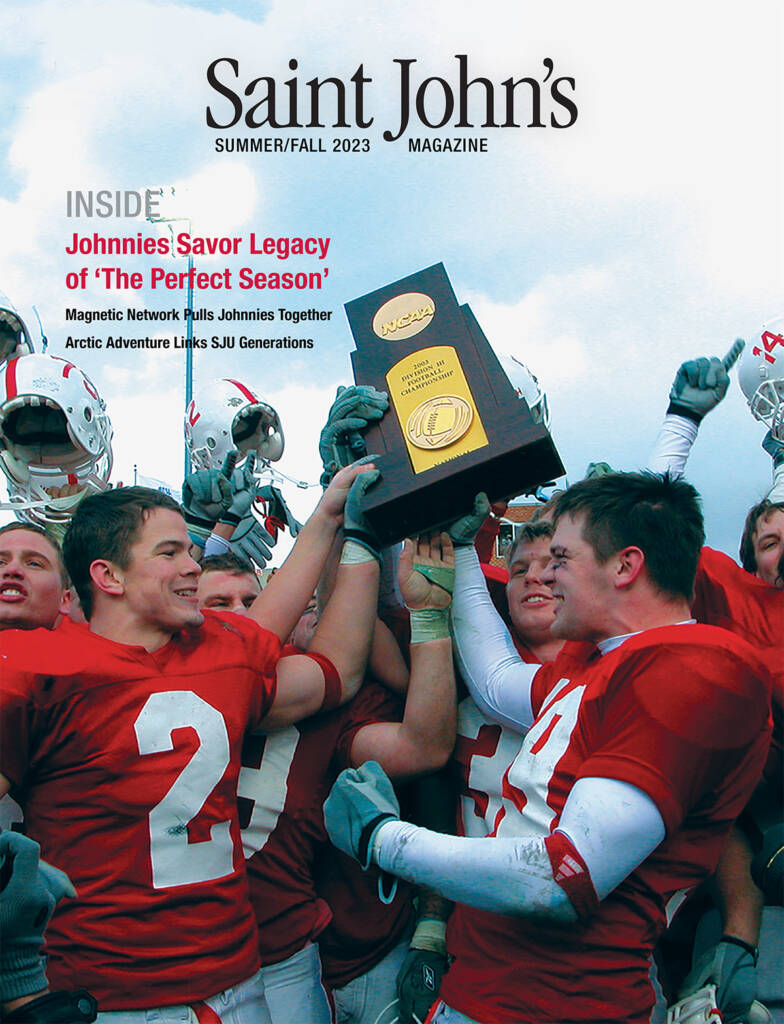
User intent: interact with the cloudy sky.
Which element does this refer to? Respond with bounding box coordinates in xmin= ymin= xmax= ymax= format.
xmin=0 ymin=0 xmax=781 ymax=561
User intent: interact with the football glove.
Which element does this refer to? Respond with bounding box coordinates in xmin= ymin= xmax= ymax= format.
xmin=256 ymin=483 xmax=302 ymax=538
xmin=667 ymin=340 xmax=744 ymax=423
xmin=227 ymin=513 xmax=275 ymax=568
xmin=676 ymin=937 xmax=758 ymax=1024
xmin=342 ymin=465 xmax=382 ymax=563
xmin=323 ymin=760 xmax=400 ymax=869
xmin=447 ymin=492 xmax=491 ymax=547
xmin=182 ymin=452 xmax=236 ymax=545
xmin=221 ymin=452 xmax=258 ymax=521
xmin=761 ymin=430 xmax=784 ymax=470
xmin=319 ymin=385 xmax=388 ymax=486
xmin=0 ymin=832 xmax=76 ymax=1003
xmin=397 ymin=917 xmax=449 ymax=1024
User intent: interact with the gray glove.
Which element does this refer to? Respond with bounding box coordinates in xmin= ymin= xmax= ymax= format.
xmin=667 ymin=340 xmax=744 ymax=423
xmin=221 ymin=453 xmax=258 ymax=522
xmin=762 ymin=430 xmax=784 ymax=470
xmin=319 ymin=386 xmax=388 ymax=486
xmin=677 ymin=937 xmax=757 ymax=1024
xmin=0 ymin=831 xmax=76 ymax=1003
xmin=323 ymin=761 xmax=400 ymax=869
xmin=228 ymin=514 xmax=275 ymax=568
xmin=342 ymin=462 xmax=382 ymax=562
xmin=182 ymin=452 xmax=236 ymax=545
xmin=447 ymin=492 xmax=491 ymax=547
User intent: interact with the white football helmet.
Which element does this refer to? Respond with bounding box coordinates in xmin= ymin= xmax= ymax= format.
xmin=738 ymin=315 xmax=784 ymax=440
xmin=0 ymin=354 xmax=113 ymax=527
xmin=185 ymin=378 xmax=284 ymax=472
xmin=0 ymin=293 xmax=34 ymax=364
xmin=496 ymin=352 xmax=552 ymax=431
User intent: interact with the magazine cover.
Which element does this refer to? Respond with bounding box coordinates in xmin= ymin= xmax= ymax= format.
xmin=0 ymin=1 xmax=781 ymax=555
xmin=0 ymin=3 xmax=782 ymax=1023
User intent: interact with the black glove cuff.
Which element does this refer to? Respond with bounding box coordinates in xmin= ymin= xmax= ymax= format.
xmin=666 ymin=401 xmax=704 ymax=424
xmin=218 ymin=511 xmax=242 ymax=527
xmin=183 ymin=511 xmax=215 ymax=530
xmin=720 ymin=934 xmax=759 ymax=965
xmin=357 ymin=812 xmax=395 ymax=870
xmin=4 ymin=989 xmax=97 ymax=1022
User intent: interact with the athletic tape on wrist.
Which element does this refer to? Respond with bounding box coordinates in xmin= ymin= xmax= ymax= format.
xmin=340 ymin=539 xmax=379 ymax=565
xmin=408 ymin=608 xmax=450 ymax=644
xmin=411 ymin=917 xmax=448 ymax=954
xmin=545 ymin=831 xmax=599 ymax=921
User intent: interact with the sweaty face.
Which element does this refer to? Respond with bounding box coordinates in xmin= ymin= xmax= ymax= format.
xmin=544 ymin=513 xmax=616 ymax=644
xmin=753 ymin=509 xmax=784 ymax=589
xmin=197 ymin=570 xmax=260 ymax=616
xmin=115 ymin=508 xmax=203 ymax=637
xmin=0 ymin=528 xmax=66 ymax=630
xmin=506 ymin=536 xmax=558 ymax=644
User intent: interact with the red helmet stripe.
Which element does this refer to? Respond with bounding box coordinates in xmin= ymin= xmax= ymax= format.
xmin=5 ymin=357 xmax=19 ymax=399
xmin=226 ymin=378 xmax=259 ymax=404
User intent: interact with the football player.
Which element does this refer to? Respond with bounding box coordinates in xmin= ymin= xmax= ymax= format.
xmin=0 ymin=460 xmax=381 ymax=1022
xmin=0 ymin=522 xmax=70 ymax=631
xmin=325 ymin=471 xmax=772 ymax=1024
xmin=195 ymin=537 xmax=456 ymax=1024
xmin=647 ymin=340 xmax=783 ymax=1024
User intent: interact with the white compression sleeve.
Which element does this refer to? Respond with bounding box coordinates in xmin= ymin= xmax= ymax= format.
xmin=373 ymin=777 xmax=665 ymax=917
xmin=374 ymin=820 xmax=577 ymax=923
xmin=557 ymin=777 xmax=665 ymax=899
xmin=646 ymin=414 xmax=699 ymax=477
xmin=450 ymin=545 xmax=539 ymax=732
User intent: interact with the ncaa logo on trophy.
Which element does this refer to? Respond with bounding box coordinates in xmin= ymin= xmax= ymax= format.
xmin=346 ymin=263 xmax=564 ymax=546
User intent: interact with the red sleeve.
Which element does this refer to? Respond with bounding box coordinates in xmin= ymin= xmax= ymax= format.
xmin=333 ymin=681 xmax=404 ymax=769
xmin=474 ymin=514 xmax=501 ymax=564
xmin=220 ymin=613 xmax=281 ymax=726
xmin=577 ymin=640 xmax=772 ymax=833
xmin=0 ymin=664 xmax=36 ymax=788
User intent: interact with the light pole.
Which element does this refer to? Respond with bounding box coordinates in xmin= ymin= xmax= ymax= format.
xmin=146 ymin=188 xmax=194 ymax=480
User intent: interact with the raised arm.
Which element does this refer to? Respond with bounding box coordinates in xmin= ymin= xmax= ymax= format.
xmin=248 ymin=461 xmax=373 ymax=643
xmin=647 ymin=340 xmax=743 ymax=476
xmin=258 ymin=466 xmax=381 ymax=727
xmin=349 ymin=533 xmax=457 ymax=778
xmin=449 ymin=497 xmax=539 ymax=732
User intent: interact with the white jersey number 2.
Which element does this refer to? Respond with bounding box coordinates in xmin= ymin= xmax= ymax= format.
xmin=135 ymin=691 xmax=234 ymax=889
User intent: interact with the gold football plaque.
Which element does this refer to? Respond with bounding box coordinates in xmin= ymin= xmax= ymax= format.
xmin=406 ymin=396 xmax=473 ymax=450
xmin=386 ymin=346 xmax=488 ymax=473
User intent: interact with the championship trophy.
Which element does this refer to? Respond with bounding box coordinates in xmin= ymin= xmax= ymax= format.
xmin=346 ymin=263 xmax=564 ymax=546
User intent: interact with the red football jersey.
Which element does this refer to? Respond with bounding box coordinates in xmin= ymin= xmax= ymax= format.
xmin=239 ymin=678 xmax=402 ymax=966
xmin=441 ymin=625 xmax=772 ymax=1024
xmin=315 ymin=685 xmax=415 ymax=989
xmin=0 ymin=612 xmax=280 ymax=1009
xmin=693 ymin=546 xmax=784 ymax=785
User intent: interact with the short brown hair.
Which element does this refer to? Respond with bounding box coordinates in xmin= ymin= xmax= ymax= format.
xmin=63 ymin=487 xmax=183 ymax=619
xmin=739 ymin=500 xmax=784 ymax=574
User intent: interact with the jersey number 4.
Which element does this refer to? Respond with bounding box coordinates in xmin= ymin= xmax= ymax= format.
xmin=135 ymin=691 xmax=234 ymax=889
